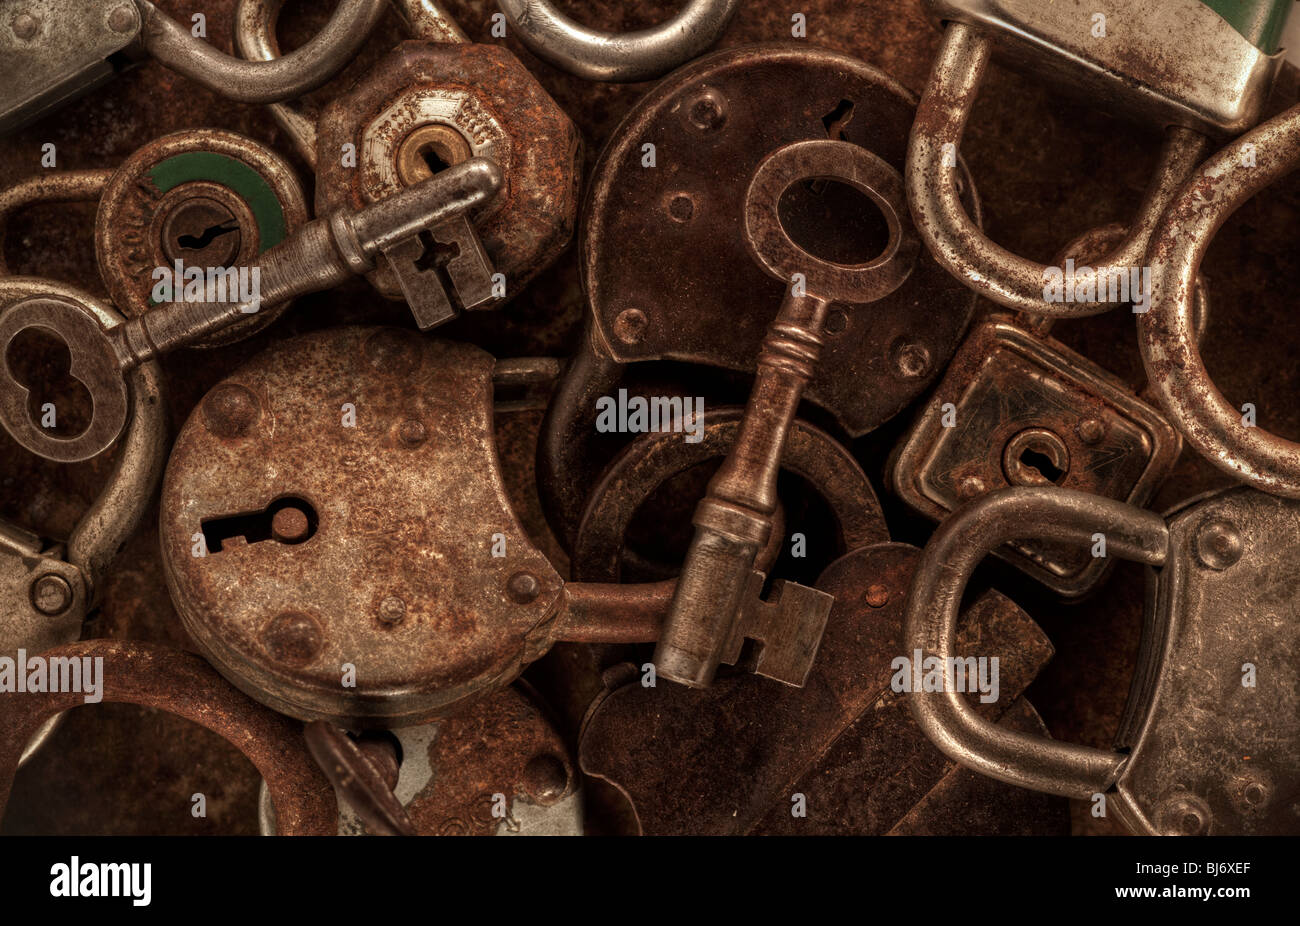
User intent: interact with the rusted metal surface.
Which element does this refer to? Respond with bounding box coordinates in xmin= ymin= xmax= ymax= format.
xmin=0 ymin=640 xmax=337 ymax=835
xmin=580 ymin=542 xmax=1069 ymax=834
xmin=160 ymin=327 xmax=564 ymax=726
xmin=314 ymin=40 xmax=582 ymax=303
xmin=582 ymin=43 xmax=980 ymax=438
xmin=890 ymin=317 xmax=1181 ymax=596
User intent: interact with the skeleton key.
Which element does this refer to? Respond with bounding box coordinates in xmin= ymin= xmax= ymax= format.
xmin=653 ymin=138 xmax=920 ymax=689
xmin=0 ymin=158 xmax=501 ymax=463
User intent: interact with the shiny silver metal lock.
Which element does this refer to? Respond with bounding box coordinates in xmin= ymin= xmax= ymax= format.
xmin=907 ymin=0 xmax=1292 ymax=316
xmin=0 ymin=0 xmax=386 ymax=134
xmin=0 ymin=278 xmax=166 ymax=763
xmin=905 ymin=485 xmax=1300 ymax=834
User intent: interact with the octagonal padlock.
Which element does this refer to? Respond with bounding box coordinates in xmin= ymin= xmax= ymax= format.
xmin=906 ymin=485 xmax=1300 ymax=835
xmin=313 ymin=41 xmax=582 ymax=327
xmin=160 ymin=327 xmax=836 ymax=726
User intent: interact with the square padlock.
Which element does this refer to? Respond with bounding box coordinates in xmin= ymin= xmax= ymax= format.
xmin=890 ymin=317 xmax=1180 ymax=597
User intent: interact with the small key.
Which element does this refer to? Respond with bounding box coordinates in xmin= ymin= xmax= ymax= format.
xmin=0 ymin=157 xmax=502 ymax=463
xmin=654 ymin=139 xmax=919 ymax=688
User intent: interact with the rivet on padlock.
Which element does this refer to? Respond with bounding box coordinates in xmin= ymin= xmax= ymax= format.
xmin=904 ymin=485 xmax=1299 ymax=835
xmin=907 ymin=0 xmax=1293 ymax=315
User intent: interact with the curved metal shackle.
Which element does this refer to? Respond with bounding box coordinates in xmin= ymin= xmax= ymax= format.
xmin=906 ymin=21 xmax=1210 ymax=317
xmin=0 ymin=640 xmax=338 ymax=835
xmin=235 ymin=0 xmax=469 ymax=169
xmin=904 ymin=487 xmax=1169 ymax=798
xmin=0 ymin=279 xmax=166 ymax=597
xmin=0 ymin=172 xmax=113 ymax=277
xmin=134 ymin=0 xmax=386 ymax=103
xmin=1139 ymin=103 xmax=1300 ymax=497
xmin=495 ymin=0 xmax=741 ymax=82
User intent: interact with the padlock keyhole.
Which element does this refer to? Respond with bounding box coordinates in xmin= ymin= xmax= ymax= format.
xmin=201 ymin=497 xmax=317 ymax=554
xmin=176 ymin=221 xmax=239 ymax=252
xmin=1018 ymin=448 xmax=1066 ymax=484
xmin=4 ymin=325 xmax=93 ymax=438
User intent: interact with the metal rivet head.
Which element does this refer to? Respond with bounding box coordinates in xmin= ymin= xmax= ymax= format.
xmin=202 ymin=383 xmax=260 ymax=438
xmin=262 ymin=611 xmax=324 ymax=666
xmin=957 ymin=474 xmax=987 ymax=500
xmin=506 ymin=571 xmax=540 ymax=604
xmin=687 ymin=90 xmax=727 ymax=132
xmin=613 ymin=308 xmax=648 ymax=346
xmin=1155 ymin=794 xmax=1211 ymax=836
xmin=824 ymin=309 xmax=849 ymax=336
xmin=11 ymin=12 xmax=38 ymax=40
xmin=1077 ymin=418 xmax=1106 ymax=444
xmin=378 ymin=596 xmax=406 ymax=624
xmin=521 ymin=754 xmax=569 ymax=804
xmin=107 ymin=4 xmax=136 ymax=33
xmin=31 ymin=574 xmax=72 ymax=616
xmin=1195 ymin=519 xmax=1243 ymax=570
xmin=865 ymin=584 xmax=889 ymax=608
xmin=891 ymin=339 xmax=930 ymax=379
xmin=398 ymin=419 xmax=427 ymax=447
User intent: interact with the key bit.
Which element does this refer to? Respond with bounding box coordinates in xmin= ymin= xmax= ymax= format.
xmin=383 ymin=213 xmax=497 ymax=331
xmin=0 ymin=158 xmax=502 ymax=463
xmin=719 ymin=572 xmax=834 ymax=687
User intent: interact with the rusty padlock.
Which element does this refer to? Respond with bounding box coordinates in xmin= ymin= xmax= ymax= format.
xmin=160 ymin=326 xmax=708 ymax=726
xmin=908 ymin=0 xmax=1293 ymax=315
xmin=541 ymin=42 xmax=981 ymax=551
xmin=905 ymin=485 xmax=1300 ymax=835
xmin=305 ymin=4 xmax=582 ymax=330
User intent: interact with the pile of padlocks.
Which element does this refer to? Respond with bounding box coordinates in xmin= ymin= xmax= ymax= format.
xmin=0 ymin=0 xmax=1296 ymax=836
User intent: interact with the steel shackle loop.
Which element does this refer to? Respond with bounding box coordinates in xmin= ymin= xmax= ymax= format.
xmin=0 ymin=171 xmax=113 ymax=277
xmin=906 ymin=22 xmax=1210 ymax=317
xmin=135 ymin=0 xmax=386 ymax=104
xmin=495 ymin=0 xmax=742 ymax=82
xmin=1139 ymin=102 xmax=1300 ymax=497
xmin=904 ymin=487 xmax=1168 ymax=799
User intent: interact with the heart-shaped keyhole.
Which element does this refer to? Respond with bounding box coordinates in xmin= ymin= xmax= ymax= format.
xmin=4 ymin=325 xmax=94 ymax=439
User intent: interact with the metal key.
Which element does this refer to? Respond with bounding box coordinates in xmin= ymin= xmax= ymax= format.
xmin=0 ymin=157 xmax=502 ymax=463
xmin=653 ymin=138 xmax=920 ymax=688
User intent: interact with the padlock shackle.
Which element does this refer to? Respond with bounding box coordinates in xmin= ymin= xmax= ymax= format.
xmin=135 ymin=0 xmax=385 ymax=104
xmin=904 ymin=487 xmax=1168 ymax=799
xmin=495 ymin=0 xmax=741 ymax=82
xmin=0 ymin=171 xmax=112 ymax=276
xmin=1139 ymin=102 xmax=1300 ymax=498
xmin=907 ymin=22 xmax=1210 ymax=317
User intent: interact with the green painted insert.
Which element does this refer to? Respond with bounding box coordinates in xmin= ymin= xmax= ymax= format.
xmin=147 ymin=151 xmax=288 ymax=251
xmin=1201 ymin=0 xmax=1292 ymax=53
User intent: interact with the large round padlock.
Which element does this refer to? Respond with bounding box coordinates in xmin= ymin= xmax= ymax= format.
xmin=0 ymin=278 xmax=167 ymax=762
xmin=160 ymin=327 xmax=565 ymax=727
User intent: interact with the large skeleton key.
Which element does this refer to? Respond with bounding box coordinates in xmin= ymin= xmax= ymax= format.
xmin=653 ymin=138 xmax=919 ymax=688
xmin=0 ymin=158 xmax=501 ymax=463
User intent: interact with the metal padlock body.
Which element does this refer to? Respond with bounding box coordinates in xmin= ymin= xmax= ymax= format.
xmin=94 ymin=129 xmax=308 ymax=347
xmin=159 ymin=327 xmax=563 ymax=727
xmin=923 ymin=0 xmax=1288 ymax=135
xmin=0 ymin=0 xmax=142 ymax=134
xmin=1114 ymin=488 xmax=1300 ymax=835
xmin=314 ymin=41 xmax=582 ymax=303
xmin=890 ymin=317 xmax=1180 ymax=596
xmin=582 ymin=43 xmax=981 ymax=438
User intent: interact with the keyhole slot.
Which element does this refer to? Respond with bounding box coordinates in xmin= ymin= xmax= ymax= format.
xmin=176 ymin=221 xmax=239 ymax=252
xmin=5 ymin=325 xmax=93 ymax=438
xmin=1002 ymin=429 xmax=1071 ymax=487
xmin=201 ymin=497 xmax=318 ymax=554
